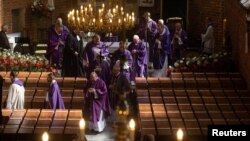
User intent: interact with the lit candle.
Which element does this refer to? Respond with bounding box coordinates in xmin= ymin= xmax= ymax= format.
xmin=42 ymin=131 xmax=49 ymax=141
xmin=177 ymin=128 xmax=184 ymax=141
xmin=129 ymin=119 xmax=135 ymax=141
xmin=79 ymin=118 xmax=86 ymax=141
xmin=102 ymin=3 xmax=105 ymax=8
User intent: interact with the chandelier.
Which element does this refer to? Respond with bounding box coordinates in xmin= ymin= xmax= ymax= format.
xmin=67 ymin=0 xmax=135 ymax=33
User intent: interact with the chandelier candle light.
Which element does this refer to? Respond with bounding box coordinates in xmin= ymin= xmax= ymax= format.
xmin=67 ymin=0 xmax=135 ymax=33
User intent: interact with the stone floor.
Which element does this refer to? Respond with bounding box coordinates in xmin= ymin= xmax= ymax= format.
xmin=85 ymin=123 xmax=115 ymax=141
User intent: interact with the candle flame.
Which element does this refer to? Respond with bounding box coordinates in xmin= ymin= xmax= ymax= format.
xmin=42 ymin=132 xmax=49 ymax=141
xmin=79 ymin=118 xmax=85 ymax=130
xmin=129 ymin=119 xmax=135 ymax=130
xmin=177 ymin=128 xmax=184 ymax=140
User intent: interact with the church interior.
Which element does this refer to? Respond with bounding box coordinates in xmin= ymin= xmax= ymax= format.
xmin=0 ymin=0 xmax=250 ymax=141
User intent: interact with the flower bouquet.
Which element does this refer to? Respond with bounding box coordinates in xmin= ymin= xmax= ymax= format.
xmin=172 ymin=50 xmax=231 ymax=73
xmin=31 ymin=0 xmax=51 ymax=18
xmin=0 ymin=49 xmax=53 ymax=72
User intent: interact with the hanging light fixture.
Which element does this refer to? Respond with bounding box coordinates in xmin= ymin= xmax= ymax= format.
xmin=67 ymin=0 xmax=135 ymax=33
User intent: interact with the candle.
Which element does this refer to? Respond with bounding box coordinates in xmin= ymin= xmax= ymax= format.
xmin=177 ymin=128 xmax=184 ymax=141
xmin=129 ymin=119 xmax=135 ymax=141
xmin=79 ymin=118 xmax=86 ymax=141
xmin=42 ymin=132 xmax=49 ymax=141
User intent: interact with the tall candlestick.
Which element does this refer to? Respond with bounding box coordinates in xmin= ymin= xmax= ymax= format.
xmin=129 ymin=119 xmax=135 ymax=141
xmin=79 ymin=118 xmax=86 ymax=141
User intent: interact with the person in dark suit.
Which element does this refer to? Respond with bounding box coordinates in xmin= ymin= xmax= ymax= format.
xmin=0 ymin=24 xmax=10 ymax=51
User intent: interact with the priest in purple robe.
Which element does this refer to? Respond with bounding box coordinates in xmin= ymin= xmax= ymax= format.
xmin=137 ymin=12 xmax=158 ymax=65
xmin=170 ymin=22 xmax=188 ymax=62
xmin=46 ymin=18 xmax=69 ymax=69
xmin=47 ymin=73 xmax=65 ymax=110
xmin=6 ymin=71 xmax=25 ymax=109
xmin=128 ymin=35 xmax=147 ymax=79
xmin=83 ymin=34 xmax=109 ymax=78
xmin=93 ymin=54 xmax=111 ymax=85
xmin=153 ymin=19 xmax=171 ymax=77
xmin=111 ymin=41 xmax=133 ymax=81
xmin=84 ymin=72 xmax=111 ymax=132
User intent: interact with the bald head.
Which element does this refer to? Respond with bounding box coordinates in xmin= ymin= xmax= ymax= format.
xmin=133 ymin=35 xmax=140 ymax=44
xmin=158 ymin=19 xmax=165 ymax=33
xmin=158 ymin=19 xmax=164 ymax=25
xmin=56 ymin=18 xmax=63 ymax=25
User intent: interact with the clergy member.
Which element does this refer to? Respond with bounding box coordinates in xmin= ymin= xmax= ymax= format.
xmin=0 ymin=24 xmax=10 ymax=51
xmin=109 ymin=61 xmax=131 ymax=110
xmin=201 ymin=17 xmax=215 ymax=55
xmin=84 ymin=72 xmax=111 ymax=132
xmin=152 ymin=19 xmax=171 ymax=77
xmin=6 ymin=71 xmax=25 ymax=109
xmin=62 ymin=25 xmax=85 ymax=77
xmin=128 ymin=35 xmax=147 ymax=79
xmin=112 ymin=41 xmax=133 ymax=70
xmin=46 ymin=18 xmax=69 ymax=69
xmin=83 ymin=34 xmax=109 ymax=78
xmin=47 ymin=73 xmax=65 ymax=110
xmin=170 ymin=22 xmax=188 ymax=62
xmin=94 ymin=54 xmax=111 ymax=85
xmin=137 ymin=12 xmax=158 ymax=66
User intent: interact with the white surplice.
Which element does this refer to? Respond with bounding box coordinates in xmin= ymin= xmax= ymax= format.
xmin=88 ymin=110 xmax=106 ymax=132
xmin=6 ymin=83 xmax=25 ymax=109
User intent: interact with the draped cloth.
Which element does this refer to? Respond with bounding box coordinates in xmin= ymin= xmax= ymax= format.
xmin=94 ymin=60 xmax=111 ymax=85
xmin=201 ymin=24 xmax=215 ymax=55
xmin=128 ymin=41 xmax=147 ymax=79
xmin=48 ymin=80 xmax=65 ymax=110
xmin=111 ymin=49 xmax=133 ymax=81
xmin=137 ymin=19 xmax=158 ymax=62
xmin=62 ymin=33 xmax=85 ymax=77
xmin=84 ymin=78 xmax=111 ymax=131
xmin=170 ymin=29 xmax=188 ymax=62
xmin=46 ymin=25 xmax=69 ymax=68
xmin=83 ymin=41 xmax=109 ymax=78
xmin=152 ymin=26 xmax=171 ymax=77
xmin=6 ymin=79 xmax=25 ymax=109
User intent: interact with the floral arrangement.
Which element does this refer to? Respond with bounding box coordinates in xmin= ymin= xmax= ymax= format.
xmin=170 ymin=50 xmax=232 ymax=73
xmin=31 ymin=0 xmax=51 ymax=18
xmin=0 ymin=49 xmax=53 ymax=72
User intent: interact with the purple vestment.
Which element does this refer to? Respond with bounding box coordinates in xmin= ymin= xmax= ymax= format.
xmin=170 ymin=29 xmax=188 ymax=61
xmin=83 ymin=41 xmax=109 ymax=77
xmin=153 ymin=26 xmax=171 ymax=69
xmin=128 ymin=41 xmax=147 ymax=79
xmin=112 ymin=49 xmax=133 ymax=69
xmin=48 ymin=80 xmax=65 ymax=110
xmin=137 ymin=18 xmax=158 ymax=62
xmin=94 ymin=60 xmax=111 ymax=85
xmin=13 ymin=79 xmax=24 ymax=86
xmin=111 ymin=49 xmax=133 ymax=81
xmin=84 ymin=78 xmax=111 ymax=124
xmin=46 ymin=25 xmax=69 ymax=68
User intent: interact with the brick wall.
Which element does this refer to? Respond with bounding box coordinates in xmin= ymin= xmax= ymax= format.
xmin=225 ymin=0 xmax=250 ymax=89
xmin=188 ymin=0 xmax=224 ymax=49
xmin=0 ymin=0 xmax=2 ymax=26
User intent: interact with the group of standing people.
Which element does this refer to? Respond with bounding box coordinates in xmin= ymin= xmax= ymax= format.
xmin=1 ymin=13 xmax=215 ymax=134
